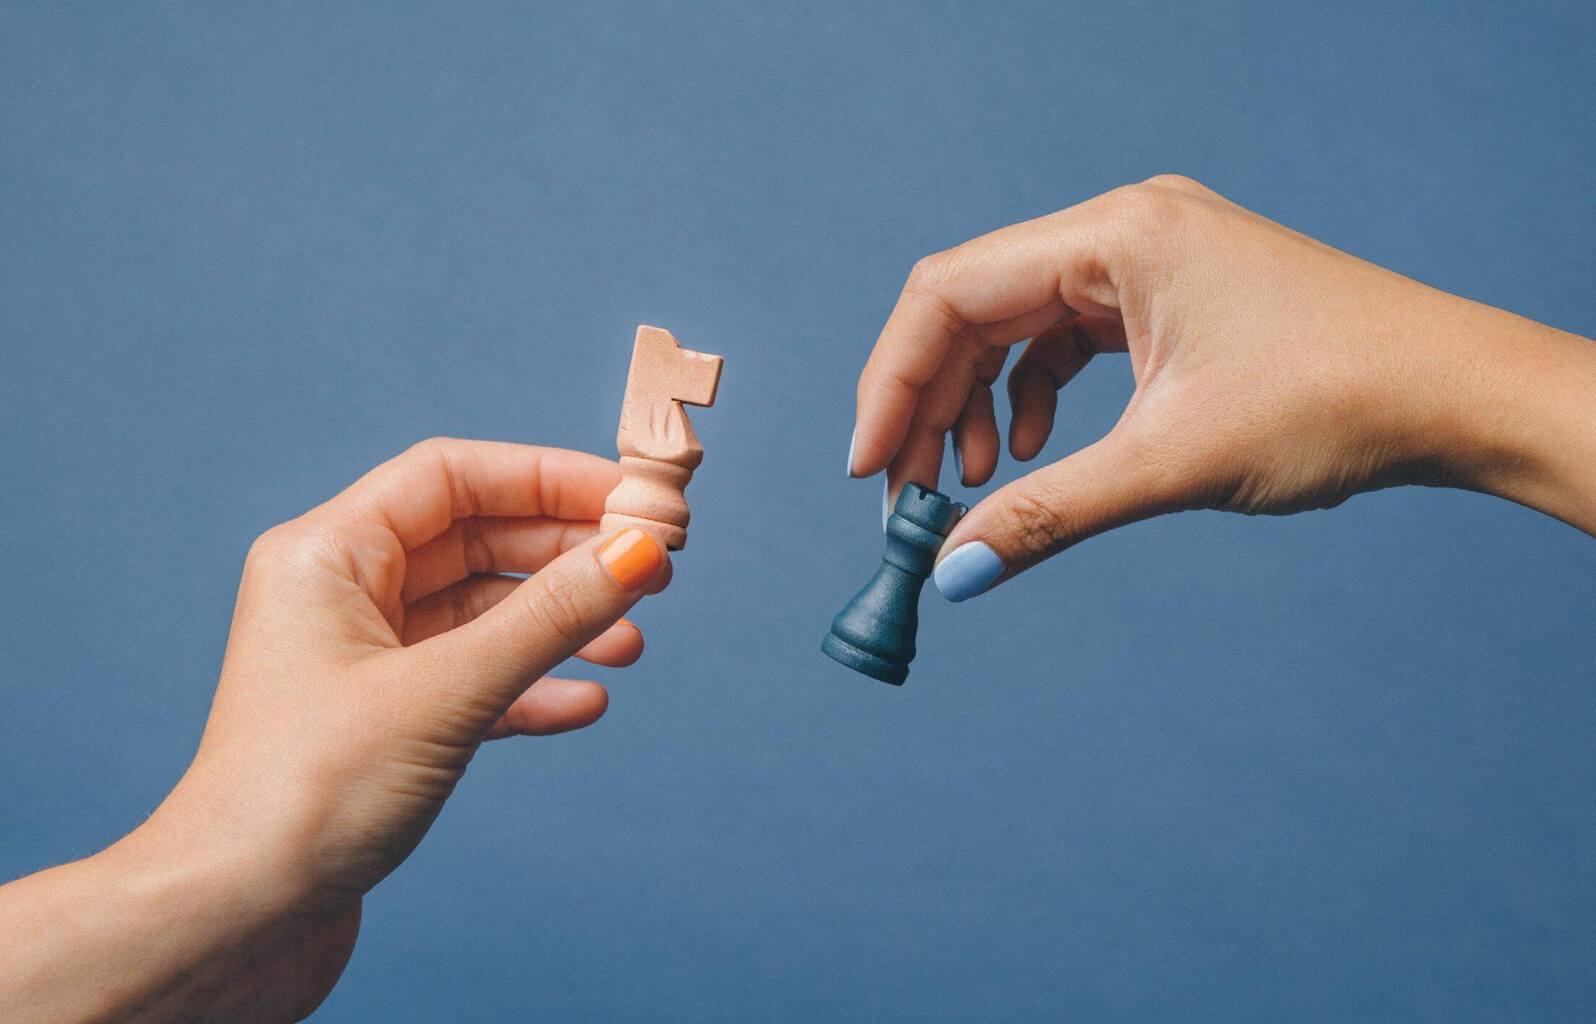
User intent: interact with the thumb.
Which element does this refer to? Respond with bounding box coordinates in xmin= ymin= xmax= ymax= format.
xmin=418 ymin=527 xmax=668 ymax=723
xmin=931 ymin=431 xmax=1178 ymax=602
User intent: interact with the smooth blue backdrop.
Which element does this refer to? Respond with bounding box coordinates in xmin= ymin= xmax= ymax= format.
xmin=3 ymin=3 xmax=1594 ymax=1021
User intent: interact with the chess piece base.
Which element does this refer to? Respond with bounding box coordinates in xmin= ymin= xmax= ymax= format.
xmin=821 ymin=632 xmax=908 ymax=686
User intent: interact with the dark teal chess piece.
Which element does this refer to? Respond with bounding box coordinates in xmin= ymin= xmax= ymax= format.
xmin=822 ymin=483 xmax=964 ymax=685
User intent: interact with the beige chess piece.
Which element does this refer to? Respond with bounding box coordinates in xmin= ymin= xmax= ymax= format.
xmin=599 ymin=325 xmax=723 ymax=550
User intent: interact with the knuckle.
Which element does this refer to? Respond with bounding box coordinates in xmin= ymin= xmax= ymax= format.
xmin=521 ymin=572 xmax=593 ymax=649
xmin=447 ymin=580 xmax=474 ymax=629
xmin=244 ymin=518 xmax=340 ymax=582
xmin=1140 ymin=173 xmax=1208 ymax=196
xmin=467 ymin=577 xmax=512 ymax=620
xmin=1099 ymin=181 xmax=1206 ymax=259
xmin=904 ymin=250 xmax=954 ymax=294
xmin=1004 ymin=487 xmax=1071 ymax=556
xmin=408 ymin=436 xmax=458 ymax=458
xmin=1109 ymin=181 xmax=1178 ymax=228
xmin=460 ymin=520 xmax=494 ymax=574
xmin=406 ymin=436 xmax=475 ymax=519
xmin=402 ymin=436 xmax=462 ymax=476
xmin=246 ymin=521 xmax=305 ymax=568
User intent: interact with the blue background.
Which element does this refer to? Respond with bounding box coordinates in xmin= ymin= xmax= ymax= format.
xmin=3 ymin=3 xmax=1594 ymax=1020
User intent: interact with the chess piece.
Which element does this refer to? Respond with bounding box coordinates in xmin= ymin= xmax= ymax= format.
xmin=599 ymin=325 xmax=723 ymax=551
xmin=822 ymin=483 xmax=964 ymax=685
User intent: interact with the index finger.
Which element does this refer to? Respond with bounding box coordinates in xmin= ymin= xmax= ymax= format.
xmin=319 ymin=438 xmax=621 ymax=552
xmin=851 ymin=198 xmax=1127 ymax=479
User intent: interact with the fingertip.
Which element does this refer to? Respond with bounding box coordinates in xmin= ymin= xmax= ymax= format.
xmin=492 ymin=678 xmax=609 ymax=738
xmin=612 ymin=619 xmax=645 ymax=664
xmin=574 ymin=618 xmax=645 ymax=667
xmin=545 ymin=680 xmax=610 ymax=734
xmin=852 ymin=374 xmax=919 ymax=479
xmin=953 ymin=398 xmax=1001 ymax=487
xmin=598 ymin=528 xmax=666 ymax=591
xmin=1008 ymin=422 xmax=1048 ymax=462
xmin=886 ymin=430 xmax=947 ymax=508
xmin=579 ymin=680 xmax=611 ymax=723
xmin=964 ymin=441 xmax=1000 ymax=486
xmin=1007 ymin=385 xmax=1057 ymax=462
xmin=932 ymin=540 xmax=1006 ymax=602
xmin=641 ymin=550 xmax=673 ymax=594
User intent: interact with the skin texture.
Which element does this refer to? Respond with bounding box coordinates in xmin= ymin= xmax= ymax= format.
xmin=850 ymin=176 xmax=1596 ymax=589
xmin=0 ymin=438 xmax=669 ymax=1023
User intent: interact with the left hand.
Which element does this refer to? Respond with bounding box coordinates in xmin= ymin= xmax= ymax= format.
xmin=1 ymin=438 xmax=670 ymax=1023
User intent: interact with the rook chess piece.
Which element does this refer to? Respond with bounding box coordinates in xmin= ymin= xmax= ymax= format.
xmin=599 ymin=325 xmax=724 ymax=551
xmin=822 ymin=483 xmax=963 ymax=685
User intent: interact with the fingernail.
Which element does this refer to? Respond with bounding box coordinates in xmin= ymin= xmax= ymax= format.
xmin=881 ymin=479 xmax=891 ymax=530
xmin=934 ymin=541 xmax=1005 ymax=602
xmin=951 ymin=444 xmax=964 ymax=485
xmin=846 ymin=428 xmax=857 ymax=478
xmin=599 ymin=529 xmax=662 ymax=590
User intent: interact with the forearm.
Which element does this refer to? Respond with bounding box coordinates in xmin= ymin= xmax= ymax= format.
xmin=0 ymin=824 xmax=295 ymax=1023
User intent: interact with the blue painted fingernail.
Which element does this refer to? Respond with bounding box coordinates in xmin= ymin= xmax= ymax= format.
xmin=846 ymin=428 xmax=857 ymax=478
xmin=934 ymin=542 xmax=1005 ymax=602
xmin=881 ymin=479 xmax=891 ymax=530
xmin=951 ymin=444 xmax=964 ymax=485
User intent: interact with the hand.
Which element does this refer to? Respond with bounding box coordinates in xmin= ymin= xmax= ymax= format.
xmin=850 ymin=176 xmax=1596 ymax=600
xmin=0 ymin=438 xmax=670 ymax=1023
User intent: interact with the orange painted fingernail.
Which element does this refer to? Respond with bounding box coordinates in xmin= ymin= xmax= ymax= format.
xmin=599 ymin=529 xmax=662 ymax=590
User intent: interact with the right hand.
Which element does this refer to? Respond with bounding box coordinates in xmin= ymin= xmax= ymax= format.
xmin=849 ymin=175 xmax=1596 ymax=600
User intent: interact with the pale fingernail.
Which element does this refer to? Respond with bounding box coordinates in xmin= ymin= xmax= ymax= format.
xmin=934 ymin=541 xmax=1004 ymax=602
xmin=881 ymin=478 xmax=891 ymax=531
xmin=599 ymin=529 xmax=662 ymax=590
xmin=846 ymin=428 xmax=857 ymax=478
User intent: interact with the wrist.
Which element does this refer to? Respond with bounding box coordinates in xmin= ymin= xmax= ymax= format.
xmin=0 ymin=823 xmax=302 ymax=1023
xmin=69 ymin=812 xmax=354 ymax=1021
xmin=131 ymin=762 xmax=334 ymax=918
xmin=112 ymin=815 xmax=302 ymax=934
xmin=1411 ymin=295 xmax=1596 ymax=533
